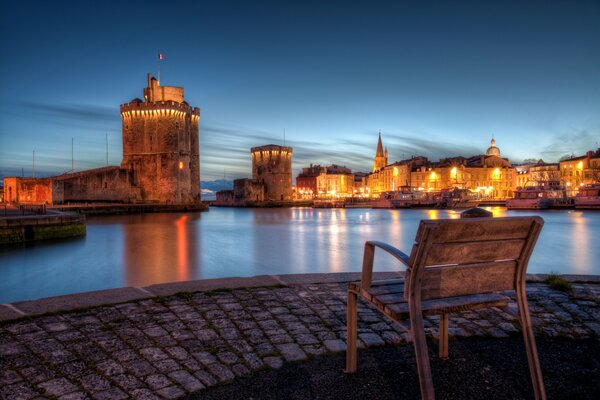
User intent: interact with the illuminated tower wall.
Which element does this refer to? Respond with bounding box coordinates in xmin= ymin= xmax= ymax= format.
xmin=120 ymin=74 xmax=200 ymax=204
xmin=251 ymin=144 xmax=293 ymax=201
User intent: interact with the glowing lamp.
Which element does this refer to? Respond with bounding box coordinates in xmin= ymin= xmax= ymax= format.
xmin=179 ymin=161 xmax=184 ymax=170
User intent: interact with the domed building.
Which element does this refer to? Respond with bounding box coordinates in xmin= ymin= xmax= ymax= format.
xmin=486 ymin=136 xmax=501 ymax=157
xmin=485 ymin=135 xmax=500 ymax=157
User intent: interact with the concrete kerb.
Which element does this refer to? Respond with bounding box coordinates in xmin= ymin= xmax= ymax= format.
xmin=1 ymin=272 xmax=597 ymax=322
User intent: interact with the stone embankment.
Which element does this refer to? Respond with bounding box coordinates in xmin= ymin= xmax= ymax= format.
xmin=0 ymin=212 xmax=85 ymax=245
xmin=0 ymin=273 xmax=598 ymax=399
xmin=51 ymin=203 xmax=208 ymax=216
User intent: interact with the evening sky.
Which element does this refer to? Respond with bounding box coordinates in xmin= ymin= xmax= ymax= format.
xmin=1 ymin=0 xmax=599 ymax=180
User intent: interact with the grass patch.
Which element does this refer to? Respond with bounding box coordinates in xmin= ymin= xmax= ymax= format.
xmin=545 ymin=274 xmax=573 ymax=293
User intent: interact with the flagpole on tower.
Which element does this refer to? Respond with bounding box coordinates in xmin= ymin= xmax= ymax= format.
xmin=157 ymin=52 xmax=165 ymax=85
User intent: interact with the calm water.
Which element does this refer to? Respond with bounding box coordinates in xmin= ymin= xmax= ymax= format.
xmin=1 ymin=207 xmax=598 ymax=303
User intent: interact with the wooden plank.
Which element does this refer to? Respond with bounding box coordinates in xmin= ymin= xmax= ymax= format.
xmin=417 ymin=217 xmax=539 ymax=244
xmin=424 ymin=239 xmax=525 ymax=266
xmin=384 ymin=292 xmax=510 ymax=318
xmin=420 ymin=261 xmax=517 ymax=299
xmin=365 ymin=283 xmax=404 ymax=296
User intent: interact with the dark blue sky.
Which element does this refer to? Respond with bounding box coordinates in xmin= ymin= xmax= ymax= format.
xmin=1 ymin=0 xmax=599 ymax=180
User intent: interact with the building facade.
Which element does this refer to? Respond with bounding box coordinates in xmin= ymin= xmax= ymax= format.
xmin=559 ymin=149 xmax=600 ymax=190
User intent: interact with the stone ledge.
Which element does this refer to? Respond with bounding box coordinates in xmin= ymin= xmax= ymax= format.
xmin=274 ymin=272 xmax=404 ymax=285
xmin=9 ymin=287 xmax=153 ymax=318
xmin=1 ymin=272 xmax=598 ymax=322
xmin=144 ymin=275 xmax=282 ymax=297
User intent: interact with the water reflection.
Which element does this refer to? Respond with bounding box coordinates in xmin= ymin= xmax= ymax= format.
xmin=0 ymin=208 xmax=598 ymax=303
xmin=571 ymin=212 xmax=591 ymax=274
xmin=122 ymin=213 xmax=199 ymax=284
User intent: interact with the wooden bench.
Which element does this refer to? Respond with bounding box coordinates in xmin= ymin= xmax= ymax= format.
xmin=346 ymin=216 xmax=546 ymax=400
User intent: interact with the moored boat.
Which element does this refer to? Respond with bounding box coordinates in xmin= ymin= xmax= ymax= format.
xmin=506 ymin=185 xmax=570 ymax=209
xmin=575 ymin=184 xmax=600 ymax=209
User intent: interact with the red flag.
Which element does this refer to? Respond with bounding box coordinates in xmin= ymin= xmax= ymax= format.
xmin=158 ymin=53 xmax=165 ymax=60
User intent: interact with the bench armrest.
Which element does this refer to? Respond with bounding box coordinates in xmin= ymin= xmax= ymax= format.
xmin=361 ymin=241 xmax=411 ymax=288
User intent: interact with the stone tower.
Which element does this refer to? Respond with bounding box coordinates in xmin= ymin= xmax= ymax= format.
xmin=120 ymin=74 xmax=200 ymax=204
xmin=373 ymin=131 xmax=388 ymax=172
xmin=251 ymin=144 xmax=293 ymax=201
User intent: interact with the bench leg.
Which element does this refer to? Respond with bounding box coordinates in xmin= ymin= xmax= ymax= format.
xmin=516 ymin=288 xmax=546 ymax=400
xmin=410 ymin=311 xmax=435 ymax=400
xmin=439 ymin=313 xmax=449 ymax=360
xmin=346 ymin=289 xmax=358 ymax=373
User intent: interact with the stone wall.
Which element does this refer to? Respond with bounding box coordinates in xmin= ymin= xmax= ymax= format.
xmin=3 ymin=177 xmax=54 ymax=204
xmin=0 ymin=213 xmax=86 ymax=244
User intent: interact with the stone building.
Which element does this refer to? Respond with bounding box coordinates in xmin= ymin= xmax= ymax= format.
xmin=559 ymin=149 xmax=600 ymax=190
xmin=316 ymin=165 xmax=354 ymax=197
xmin=363 ymin=136 xmax=517 ymax=199
xmin=251 ymin=144 xmax=293 ymax=201
xmin=410 ymin=138 xmax=516 ymax=199
xmin=214 ymin=144 xmax=293 ymax=206
xmin=3 ymin=74 xmax=201 ymax=206
xmin=296 ymin=164 xmax=322 ymax=198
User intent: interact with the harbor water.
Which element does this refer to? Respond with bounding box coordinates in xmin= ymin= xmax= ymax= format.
xmin=0 ymin=207 xmax=598 ymax=303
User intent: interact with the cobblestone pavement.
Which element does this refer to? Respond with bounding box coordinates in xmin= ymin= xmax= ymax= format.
xmin=1 ymin=281 xmax=599 ymax=400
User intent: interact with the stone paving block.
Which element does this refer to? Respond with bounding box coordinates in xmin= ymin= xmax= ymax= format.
xmin=38 ymin=378 xmax=78 ymax=397
xmin=302 ymin=344 xmax=326 ymax=356
xmin=207 ymin=363 xmax=235 ymax=382
xmin=129 ymin=388 xmax=162 ymax=400
xmin=276 ymin=343 xmax=308 ymax=362
xmin=122 ymin=359 xmax=157 ymax=377
xmin=168 ymin=370 xmax=205 ymax=392
xmin=0 ymin=368 xmax=23 ymax=385
xmin=193 ymin=370 xmax=218 ymax=387
xmin=91 ymin=387 xmax=129 ymax=400
xmin=217 ymin=351 xmax=239 ymax=365
xmin=231 ymin=363 xmax=251 ymax=377
xmin=57 ymin=392 xmax=87 ymax=400
xmin=358 ymin=333 xmax=386 ymax=347
xmin=192 ymin=351 xmax=217 ymax=365
xmin=111 ymin=373 xmax=143 ymax=391
xmin=1 ymin=381 xmax=39 ymax=400
xmin=145 ymin=374 xmax=172 ymax=390
xmin=323 ymin=339 xmax=346 ymax=353
xmin=78 ymin=373 xmax=112 ymax=392
xmin=154 ymin=358 xmax=181 ymax=374
xmin=263 ymin=356 xmax=284 ymax=369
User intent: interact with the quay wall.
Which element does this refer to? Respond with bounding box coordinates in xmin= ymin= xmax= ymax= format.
xmin=0 ymin=213 xmax=86 ymax=245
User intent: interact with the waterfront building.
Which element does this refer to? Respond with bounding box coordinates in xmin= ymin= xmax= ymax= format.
xmin=296 ymin=164 xmax=322 ymax=199
xmin=316 ymin=165 xmax=354 ymax=197
xmin=3 ymin=74 xmax=201 ymax=206
xmin=409 ymin=138 xmax=517 ymax=199
xmin=559 ymin=149 xmax=600 ymax=191
xmin=215 ymin=144 xmax=293 ymax=206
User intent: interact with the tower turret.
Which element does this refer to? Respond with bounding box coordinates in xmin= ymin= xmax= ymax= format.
xmin=251 ymin=144 xmax=293 ymax=201
xmin=120 ymin=74 xmax=200 ymax=204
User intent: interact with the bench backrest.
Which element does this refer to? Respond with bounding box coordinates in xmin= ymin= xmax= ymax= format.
xmin=404 ymin=216 xmax=543 ymax=301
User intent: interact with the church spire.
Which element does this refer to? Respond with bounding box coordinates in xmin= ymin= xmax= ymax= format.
xmin=373 ymin=131 xmax=388 ymax=172
xmin=376 ymin=130 xmax=384 ymax=157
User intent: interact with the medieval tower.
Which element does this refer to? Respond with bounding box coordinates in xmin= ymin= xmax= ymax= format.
xmin=120 ymin=74 xmax=200 ymax=204
xmin=251 ymin=144 xmax=293 ymax=201
xmin=373 ymin=131 xmax=388 ymax=172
